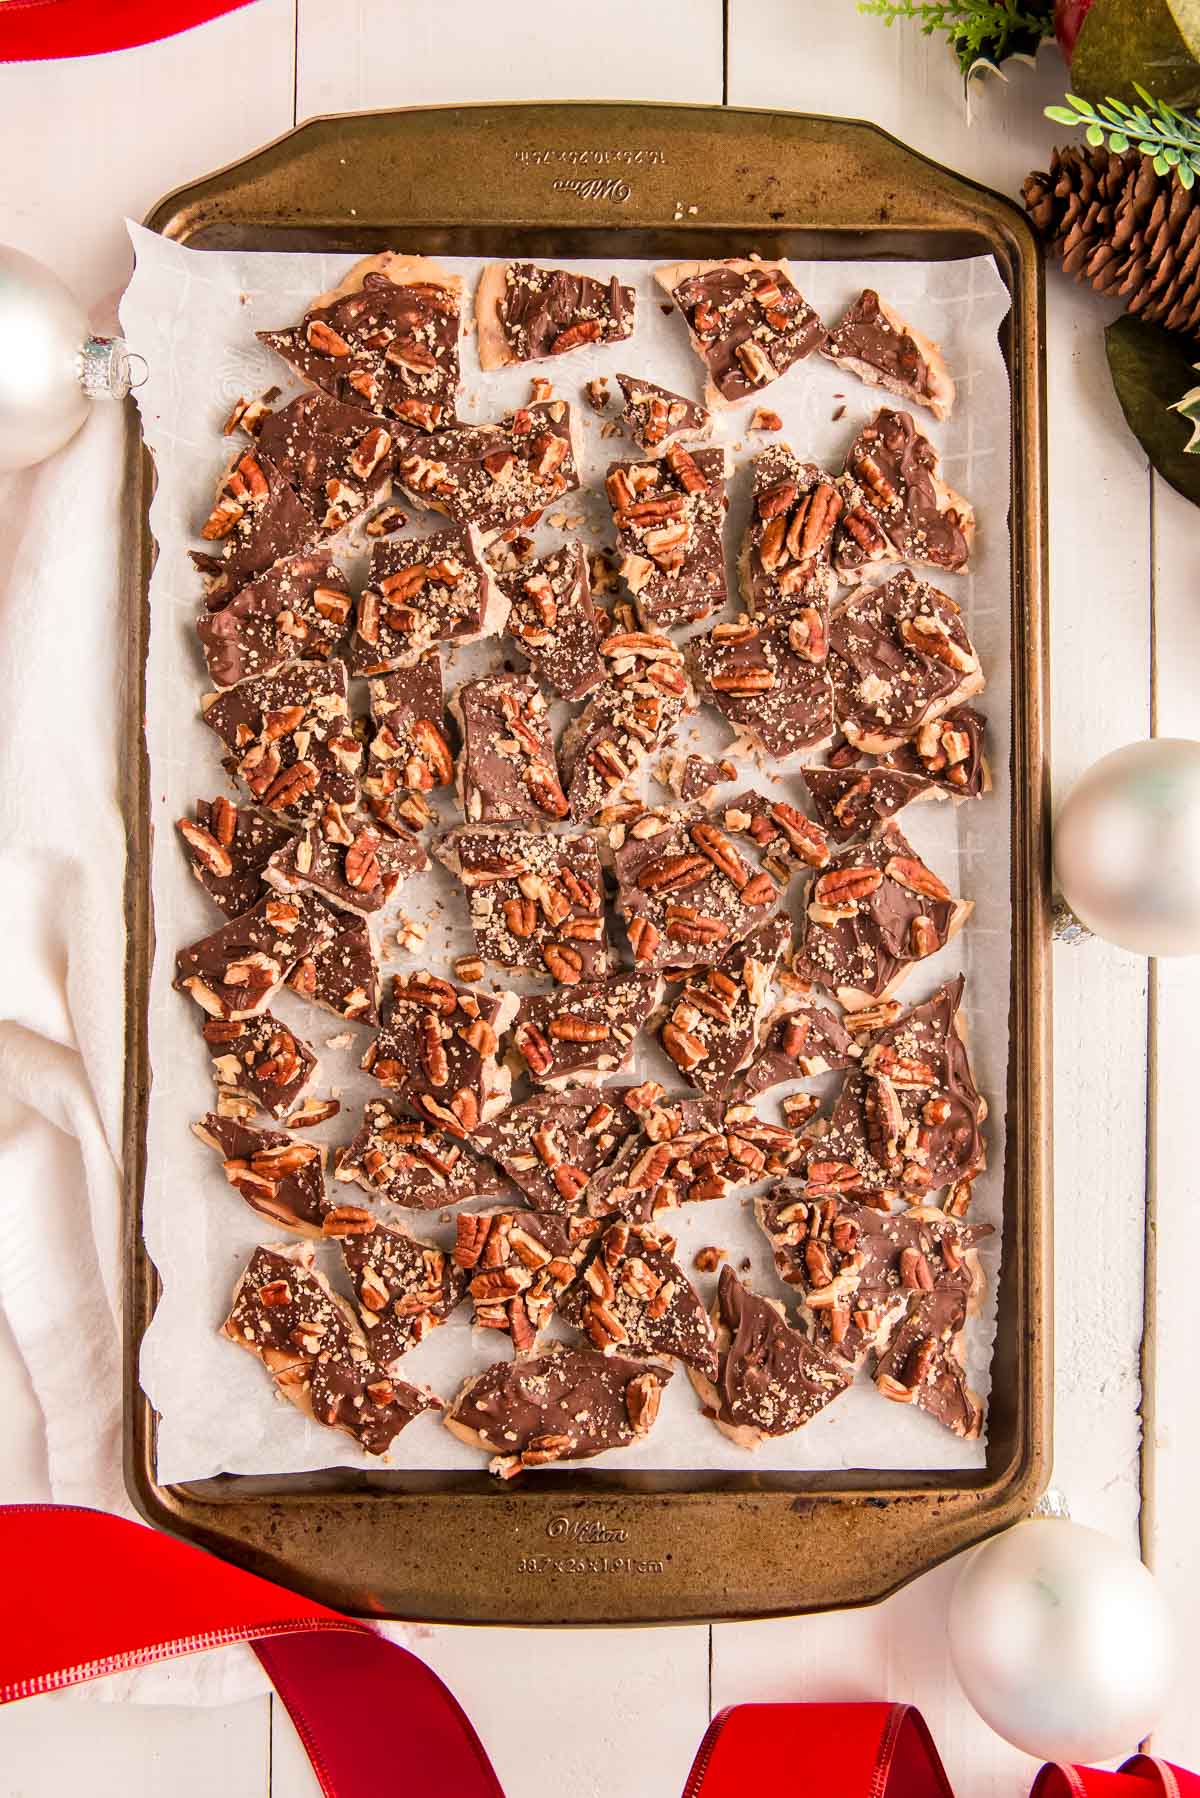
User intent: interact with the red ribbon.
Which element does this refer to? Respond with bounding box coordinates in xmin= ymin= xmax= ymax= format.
xmin=0 ymin=1506 xmax=1193 ymax=1798
xmin=0 ymin=0 xmax=258 ymax=62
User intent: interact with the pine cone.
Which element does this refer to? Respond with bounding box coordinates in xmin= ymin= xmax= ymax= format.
xmin=1022 ymin=145 xmax=1200 ymax=339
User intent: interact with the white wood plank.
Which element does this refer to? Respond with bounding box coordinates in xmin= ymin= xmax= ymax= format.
xmin=0 ymin=1695 xmax=269 ymax=1798
xmin=295 ymin=0 xmax=723 ymax=116
xmin=268 ymin=1624 xmax=710 ymax=1798
xmin=1141 ymin=472 xmax=1200 ymax=1767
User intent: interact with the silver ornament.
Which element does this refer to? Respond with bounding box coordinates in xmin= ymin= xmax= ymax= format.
xmin=1054 ymin=737 xmax=1200 ymax=957
xmin=0 ymin=244 xmax=136 ymax=471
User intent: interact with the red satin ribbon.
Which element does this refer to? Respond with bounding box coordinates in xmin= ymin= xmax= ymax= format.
xmin=0 ymin=0 xmax=258 ymax=62
xmin=0 ymin=1505 xmax=1194 ymax=1798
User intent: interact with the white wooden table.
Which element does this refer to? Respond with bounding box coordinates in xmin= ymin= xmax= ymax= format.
xmin=1 ymin=4 xmax=1196 ymax=1794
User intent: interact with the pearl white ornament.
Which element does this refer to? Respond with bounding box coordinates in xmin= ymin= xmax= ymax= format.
xmin=948 ymin=1519 xmax=1173 ymax=1762
xmin=0 ymin=244 xmax=133 ymax=471
xmin=1054 ymin=738 xmax=1200 ymax=957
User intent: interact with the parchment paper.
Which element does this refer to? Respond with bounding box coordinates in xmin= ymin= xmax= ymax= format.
xmin=121 ymin=223 xmax=1012 ymax=1482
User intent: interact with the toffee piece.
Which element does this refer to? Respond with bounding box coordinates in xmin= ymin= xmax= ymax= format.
xmin=362 ymin=652 xmax=452 ymax=838
xmin=655 ymin=257 xmax=826 ymax=406
xmin=792 ymin=819 xmax=971 ymax=1009
xmin=197 ymin=552 xmax=353 ymax=688
xmin=613 ymin=803 xmax=777 ymax=971
xmin=395 ymin=399 xmax=582 ymax=543
xmin=660 ymin=752 xmax=737 ymax=805
xmin=336 ymin=1221 xmax=469 ymax=1366
xmin=286 ymin=906 xmax=381 ymax=1026
xmin=362 ymin=971 xmax=517 ymax=1138
xmin=449 ymin=671 xmax=569 ymax=824
xmin=657 ymin=913 xmax=792 ymax=1094
xmin=192 ymin=1112 xmax=328 ymax=1234
xmin=511 ymin=970 xmax=664 ymax=1089
xmin=200 ymin=660 xmax=362 ymax=824
xmin=884 ymin=704 xmax=989 ymax=799
xmin=471 ymin=1090 xmax=639 ymax=1214
xmin=560 ymin=1218 xmax=718 ymax=1379
xmin=201 ymin=1010 xmax=318 ymax=1122
xmin=691 ymin=1266 xmax=852 ymax=1446
xmin=739 ymin=445 xmax=841 ymax=622
xmin=585 ymin=1089 xmax=808 ymax=1221
xmin=834 ymin=409 xmax=974 ymax=579
xmin=258 ymin=252 xmax=463 ymax=432
xmin=191 ymin=451 xmax=315 ymax=610
xmin=453 ymin=1207 xmax=584 ymax=1351
xmin=717 ymin=790 xmax=832 ymax=886
xmin=733 ymin=996 xmax=861 ymax=1102
xmin=435 ymin=826 xmax=610 ymax=984
xmin=255 ymin=391 xmax=394 ymax=533
xmin=605 ymin=444 xmax=730 ymax=630
xmin=265 ymin=806 xmax=426 ymax=916
xmin=822 ymin=289 xmax=956 ymax=421
xmin=351 ymin=524 xmax=505 ymax=673
xmin=176 ymin=797 xmax=291 ymax=919
xmin=828 ymin=569 xmax=985 ymax=756
xmin=614 ymin=372 xmax=712 ymax=452
xmin=688 ymin=614 xmax=835 ymax=761
xmin=175 ymin=889 xmax=341 ymax=1021
xmin=223 ymin=1242 xmax=440 ymax=1457
xmin=498 ymin=541 xmax=605 ymax=700
xmin=561 ymin=631 xmax=694 ymax=824
xmin=801 ymin=764 xmax=937 ymax=844
xmin=444 ymin=1342 xmax=670 ymax=1477
xmin=475 ymin=262 xmax=635 ymax=369
xmin=333 ymin=1097 xmax=512 ymax=1210
xmin=874 ymin=1290 xmax=983 ymax=1437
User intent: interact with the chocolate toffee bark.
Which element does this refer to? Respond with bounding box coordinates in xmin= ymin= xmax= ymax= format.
xmin=733 ymin=996 xmax=861 ymax=1102
xmin=258 ymin=252 xmax=463 ymax=431
xmin=471 ymin=1091 xmax=639 ymax=1215
xmin=822 ymin=290 xmax=956 ymax=421
xmin=445 ymin=1342 xmax=669 ymax=1477
xmin=691 ymin=1267 xmax=852 ymax=1446
xmin=449 ymin=671 xmax=569 ymax=825
xmin=192 ymin=1112 xmax=328 ymax=1234
xmin=560 ymin=1218 xmax=717 ymax=1378
xmin=656 ymin=913 xmax=791 ymax=1094
xmin=435 ymin=826 xmax=609 ymax=983
xmin=511 ymin=970 xmax=664 ymax=1089
xmin=453 ymin=1207 xmax=584 ymax=1351
xmin=176 ymin=798 xmax=291 ymax=918
xmin=884 ymin=704 xmax=990 ymax=800
xmin=334 ymin=1098 xmax=512 ymax=1209
xmin=873 ymin=1290 xmax=982 ymax=1437
xmin=801 ymin=764 xmax=936 ymax=844
xmin=660 ymin=752 xmax=737 ymax=804
xmin=200 ymin=660 xmax=362 ymax=824
xmin=605 ymin=444 xmax=729 ymax=630
xmin=362 ymin=652 xmax=452 ymax=838
xmin=191 ymin=451 xmax=315 ymax=610
xmin=201 ymin=1011 xmax=318 ymax=1122
xmin=740 ymin=446 xmax=841 ymax=621
xmin=614 ymin=372 xmax=712 ymax=452
xmin=197 ymin=552 xmax=353 ymax=688
xmin=792 ymin=820 xmax=971 ymax=1009
xmin=223 ymin=1242 xmax=440 ymax=1457
xmin=395 ymin=399 xmax=582 ymax=542
xmin=586 ymin=1087 xmax=807 ymax=1220
xmin=828 ymin=570 xmax=984 ymax=755
xmin=655 ymin=258 xmax=826 ymax=406
xmin=834 ymin=409 xmax=974 ymax=579
xmin=362 ymin=971 xmax=516 ymax=1138
xmin=613 ymin=803 xmax=778 ymax=971
xmin=562 ymin=631 xmax=694 ymax=823
xmin=265 ymin=806 xmax=426 ymax=917
xmin=497 ymin=542 xmax=605 ymax=700
xmin=755 ymin=1187 xmax=991 ymax=1363
xmin=716 ymin=790 xmax=832 ymax=888
xmin=689 ymin=615 xmax=835 ymax=760
xmin=175 ymin=890 xmax=340 ymax=1020
xmin=286 ymin=906 xmax=381 ymax=1026
xmin=350 ymin=525 xmax=505 ymax=673
xmin=255 ymin=391 xmax=395 ymax=534
xmin=475 ymin=262 xmax=635 ymax=369
xmin=336 ymin=1221 xmax=469 ymax=1366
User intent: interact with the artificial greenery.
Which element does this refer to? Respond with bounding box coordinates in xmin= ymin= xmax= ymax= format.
xmin=1170 ymin=367 xmax=1200 ymax=451
xmin=1106 ymin=317 xmax=1200 ymax=506
xmin=856 ymin=0 xmax=1053 ymax=80
xmin=1047 ymin=84 xmax=1200 ymax=186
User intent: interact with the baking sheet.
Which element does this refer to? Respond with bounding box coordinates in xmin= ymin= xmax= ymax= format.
xmin=121 ymin=223 xmax=1012 ymax=1482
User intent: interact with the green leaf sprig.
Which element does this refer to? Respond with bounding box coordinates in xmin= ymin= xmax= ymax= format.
xmin=1046 ymin=85 xmax=1200 ymax=190
xmin=857 ymin=0 xmax=1053 ymax=79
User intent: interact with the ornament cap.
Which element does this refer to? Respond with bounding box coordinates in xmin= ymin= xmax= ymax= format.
xmin=77 ymin=334 xmax=142 ymax=401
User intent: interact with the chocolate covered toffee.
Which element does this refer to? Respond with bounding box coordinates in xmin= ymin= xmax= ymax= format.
xmin=476 ymin=262 xmax=635 ymax=369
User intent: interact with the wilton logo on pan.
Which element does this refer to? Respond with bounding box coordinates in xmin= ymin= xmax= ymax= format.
xmin=546 ymin=1515 xmax=629 ymax=1544
xmin=551 ymin=175 xmax=632 ymax=205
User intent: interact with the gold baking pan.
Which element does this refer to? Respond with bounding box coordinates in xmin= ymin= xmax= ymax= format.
xmin=123 ymin=101 xmax=1050 ymax=1625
